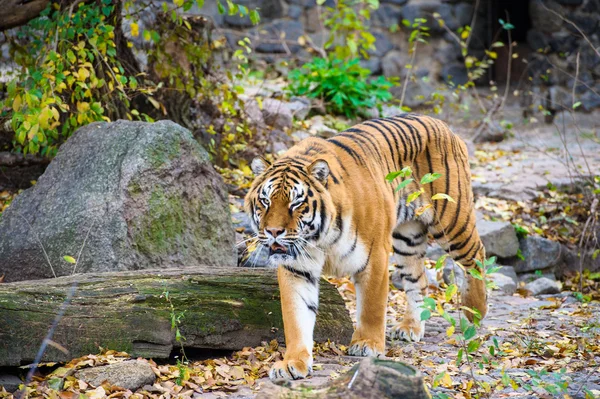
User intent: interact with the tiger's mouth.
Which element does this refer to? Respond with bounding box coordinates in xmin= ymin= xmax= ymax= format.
xmin=269 ymin=242 xmax=288 ymax=256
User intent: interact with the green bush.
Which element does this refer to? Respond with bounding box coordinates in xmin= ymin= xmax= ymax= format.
xmin=287 ymin=57 xmax=397 ymax=118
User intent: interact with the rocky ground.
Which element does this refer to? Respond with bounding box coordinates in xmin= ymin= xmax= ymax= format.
xmin=1 ymin=86 xmax=599 ymax=398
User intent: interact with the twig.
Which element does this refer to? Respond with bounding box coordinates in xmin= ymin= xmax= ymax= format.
xmin=17 ymin=213 xmax=57 ymax=278
xmin=399 ymin=41 xmax=418 ymax=109
xmin=498 ymin=12 xmax=513 ymax=112
xmin=72 ymin=218 xmax=97 ymax=275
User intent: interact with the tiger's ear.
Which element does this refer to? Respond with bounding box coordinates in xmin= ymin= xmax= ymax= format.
xmin=308 ymin=159 xmax=329 ymax=182
xmin=251 ymin=157 xmax=270 ymax=175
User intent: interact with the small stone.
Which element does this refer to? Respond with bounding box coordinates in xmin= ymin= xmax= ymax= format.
xmin=495 ymin=265 xmax=518 ymax=283
xmin=286 ymin=97 xmax=311 ymax=120
xmin=518 ymin=271 xmax=556 ymax=283
xmin=262 ymin=99 xmax=293 ymax=130
xmin=490 ymin=273 xmax=517 ymax=295
xmin=292 ymin=130 xmax=311 ymax=142
xmin=0 ymin=374 xmax=22 ymax=393
xmin=524 ymin=277 xmax=561 ymax=296
xmin=477 ymin=219 xmax=520 ymax=258
xmin=243 ymin=98 xmax=265 ymax=127
xmin=509 ymin=236 xmax=563 ymax=273
xmin=426 ymin=243 xmax=446 ymax=261
xmin=307 ymin=116 xmax=337 ymax=138
xmin=74 ymin=360 xmax=156 ymax=391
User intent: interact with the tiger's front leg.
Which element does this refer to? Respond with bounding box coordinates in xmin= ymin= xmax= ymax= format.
xmin=347 ymin=248 xmax=389 ymax=357
xmin=269 ymin=266 xmax=319 ymax=380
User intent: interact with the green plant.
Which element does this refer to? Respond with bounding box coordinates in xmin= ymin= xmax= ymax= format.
xmin=287 ymin=57 xmax=396 ymax=118
xmin=4 ymin=0 xmax=151 ymax=156
xmin=320 ymin=0 xmax=379 ymax=60
xmin=162 ymin=288 xmax=189 ymax=386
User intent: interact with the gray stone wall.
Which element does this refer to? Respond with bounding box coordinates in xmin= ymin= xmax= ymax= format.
xmin=200 ymin=0 xmax=600 ymax=110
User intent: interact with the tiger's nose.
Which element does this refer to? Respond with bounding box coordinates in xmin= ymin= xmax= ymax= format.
xmin=266 ymin=227 xmax=286 ymax=238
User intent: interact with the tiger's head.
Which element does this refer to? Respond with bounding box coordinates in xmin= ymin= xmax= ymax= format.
xmin=244 ymin=156 xmax=335 ymax=267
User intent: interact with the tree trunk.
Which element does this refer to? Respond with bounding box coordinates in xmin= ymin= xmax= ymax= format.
xmin=0 ymin=0 xmax=50 ymax=31
xmin=0 ymin=267 xmax=353 ymax=367
xmin=258 ymin=357 xmax=431 ymax=399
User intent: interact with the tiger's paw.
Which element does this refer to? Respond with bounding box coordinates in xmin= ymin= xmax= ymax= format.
xmin=389 ymin=319 xmax=425 ymax=342
xmin=347 ymin=338 xmax=384 ymax=357
xmin=269 ymin=358 xmax=312 ymax=380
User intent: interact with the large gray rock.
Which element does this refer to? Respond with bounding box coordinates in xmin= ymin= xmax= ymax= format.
xmin=74 ymin=360 xmax=156 ymax=390
xmin=0 ymin=120 xmax=236 ymax=282
xmin=477 ymin=219 xmax=520 ymax=258
xmin=524 ymin=277 xmax=561 ymax=296
xmin=495 ymin=265 xmax=518 ymax=283
xmin=509 ymin=236 xmax=563 ymax=273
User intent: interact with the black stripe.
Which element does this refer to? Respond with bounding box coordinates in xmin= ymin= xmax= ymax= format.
xmin=328 ymin=137 xmax=365 ymax=166
xmin=392 ymin=231 xmax=425 ymax=247
xmin=397 ymin=272 xmax=423 ymax=284
xmin=393 ymin=246 xmax=425 ymax=257
xmin=342 ymin=228 xmax=359 ymax=259
xmin=383 ymin=118 xmax=410 ymax=162
xmin=364 ymin=121 xmax=398 ymax=170
xmin=283 ymin=265 xmax=317 ymax=285
xmin=355 ymin=239 xmax=375 ymax=275
xmin=302 ymin=296 xmax=318 ymax=315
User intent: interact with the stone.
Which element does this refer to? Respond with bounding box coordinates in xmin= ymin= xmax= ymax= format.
xmin=581 ymin=91 xmax=600 ymax=111
xmin=286 ymin=97 xmax=311 ymax=120
xmin=454 ymin=3 xmax=473 ymax=26
xmin=557 ymin=245 xmax=600 ymax=278
xmin=381 ymin=0 xmax=408 ymax=5
xmin=529 ymin=0 xmax=564 ymax=34
xmin=394 ymin=78 xmax=435 ymax=108
xmin=477 ymin=219 xmax=520 ymax=258
xmin=75 ymin=360 xmax=155 ymax=391
xmin=360 ymin=57 xmax=382 ymax=75
xmin=382 ymin=50 xmax=409 ymax=78
xmin=292 ymin=130 xmax=311 ymax=142
xmin=490 ymin=273 xmax=517 ymax=295
xmin=288 ymin=4 xmax=302 ymax=19
xmin=549 ymin=85 xmax=573 ymax=109
xmin=496 ymin=265 xmax=518 ymax=283
xmin=369 ymin=31 xmax=394 ymax=58
xmin=518 ymin=271 xmax=557 ymax=284
xmin=524 ymin=277 xmax=561 ymax=296
xmin=0 ymin=374 xmax=22 ymax=393
xmin=254 ymin=20 xmax=303 ymax=54
xmin=267 ymin=129 xmax=293 ymax=153
xmin=0 ymin=120 xmax=236 ymax=282
xmin=262 ymin=98 xmax=293 ymax=130
xmin=443 ymin=259 xmax=466 ymax=289
xmin=371 ymin=4 xmax=403 ymax=30
xmin=526 ymin=29 xmax=549 ymax=51
xmin=509 ymin=236 xmax=563 ymax=273
xmin=308 ymin=116 xmax=338 ymax=138
xmin=441 ymin=62 xmax=469 ymax=86
xmin=426 ymin=243 xmax=446 ymax=261
xmin=243 ymin=98 xmax=265 ymax=127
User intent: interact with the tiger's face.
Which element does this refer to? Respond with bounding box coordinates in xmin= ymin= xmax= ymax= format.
xmin=244 ymin=157 xmax=333 ymax=267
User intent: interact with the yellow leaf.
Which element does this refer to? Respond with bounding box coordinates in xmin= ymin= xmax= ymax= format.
xmin=27 ymin=124 xmax=39 ymax=140
xmin=431 ymin=193 xmax=456 ymax=203
xmin=147 ymin=96 xmax=161 ymax=110
xmin=12 ymin=95 xmax=22 ymax=112
xmin=63 ymin=255 xmax=76 ymax=264
xmin=446 ymin=325 xmax=455 ymax=337
xmin=441 ymin=372 xmax=453 ymax=388
xmin=130 ymin=22 xmax=139 ymax=37
xmin=461 ymin=30 xmax=469 ymax=40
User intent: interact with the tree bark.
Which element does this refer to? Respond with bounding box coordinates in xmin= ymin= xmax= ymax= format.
xmin=0 ymin=267 xmax=353 ymax=367
xmin=258 ymin=357 xmax=431 ymax=399
xmin=0 ymin=0 xmax=50 ymax=31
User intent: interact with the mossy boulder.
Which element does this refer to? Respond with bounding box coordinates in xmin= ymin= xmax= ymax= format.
xmin=0 ymin=120 xmax=235 ymax=282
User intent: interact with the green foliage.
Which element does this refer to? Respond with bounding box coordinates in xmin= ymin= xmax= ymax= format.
xmin=321 ymin=0 xmax=379 ymax=60
xmin=4 ymin=0 xmax=149 ymax=156
xmin=3 ymin=0 xmax=259 ymax=163
xmin=287 ymin=58 xmax=396 ymax=118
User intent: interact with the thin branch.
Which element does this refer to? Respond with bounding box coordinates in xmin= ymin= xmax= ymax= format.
xmin=17 ymin=213 xmax=57 ymax=278
xmin=72 ymin=217 xmax=97 ymax=275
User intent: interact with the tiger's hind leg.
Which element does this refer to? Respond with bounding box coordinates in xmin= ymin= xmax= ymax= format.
xmin=389 ymin=220 xmax=428 ymax=342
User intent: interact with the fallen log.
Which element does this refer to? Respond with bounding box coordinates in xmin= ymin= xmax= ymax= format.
xmin=0 ymin=267 xmax=353 ymax=367
xmin=258 ymin=357 xmax=431 ymax=399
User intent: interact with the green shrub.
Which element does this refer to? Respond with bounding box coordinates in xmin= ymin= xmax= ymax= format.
xmin=287 ymin=57 xmax=397 ymax=118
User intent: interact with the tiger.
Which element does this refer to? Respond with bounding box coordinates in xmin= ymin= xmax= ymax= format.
xmin=244 ymin=113 xmax=488 ymax=380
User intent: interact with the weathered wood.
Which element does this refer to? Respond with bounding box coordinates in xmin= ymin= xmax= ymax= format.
xmin=0 ymin=267 xmax=353 ymax=367
xmin=0 ymin=0 xmax=49 ymax=31
xmin=258 ymin=357 xmax=431 ymax=399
